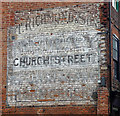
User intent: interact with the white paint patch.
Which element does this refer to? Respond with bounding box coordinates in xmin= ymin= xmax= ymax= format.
xmin=7 ymin=3 xmax=101 ymax=106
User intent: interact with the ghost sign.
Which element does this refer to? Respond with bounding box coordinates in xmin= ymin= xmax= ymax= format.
xmin=7 ymin=4 xmax=101 ymax=106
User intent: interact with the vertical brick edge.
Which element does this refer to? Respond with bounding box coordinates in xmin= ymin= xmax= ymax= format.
xmin=0 ymin=2 xmax=2 ymax=116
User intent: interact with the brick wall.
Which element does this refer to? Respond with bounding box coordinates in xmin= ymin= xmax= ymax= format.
xmin=111 ymin=3 xmax=120 ymax=92
xmin=1 ymin=2 xmax=111 ymax=115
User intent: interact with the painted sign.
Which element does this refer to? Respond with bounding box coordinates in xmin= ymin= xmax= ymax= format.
xmin=7 ymin=3 xmax=101 ymax=106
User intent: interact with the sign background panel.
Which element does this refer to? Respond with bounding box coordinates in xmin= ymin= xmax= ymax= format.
xmin=7 ymin=4 xmax=101 ymax=106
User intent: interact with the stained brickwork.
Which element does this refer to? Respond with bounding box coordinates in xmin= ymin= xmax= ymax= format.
xmin=6 ymin=3 xmax=103 ymax=107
